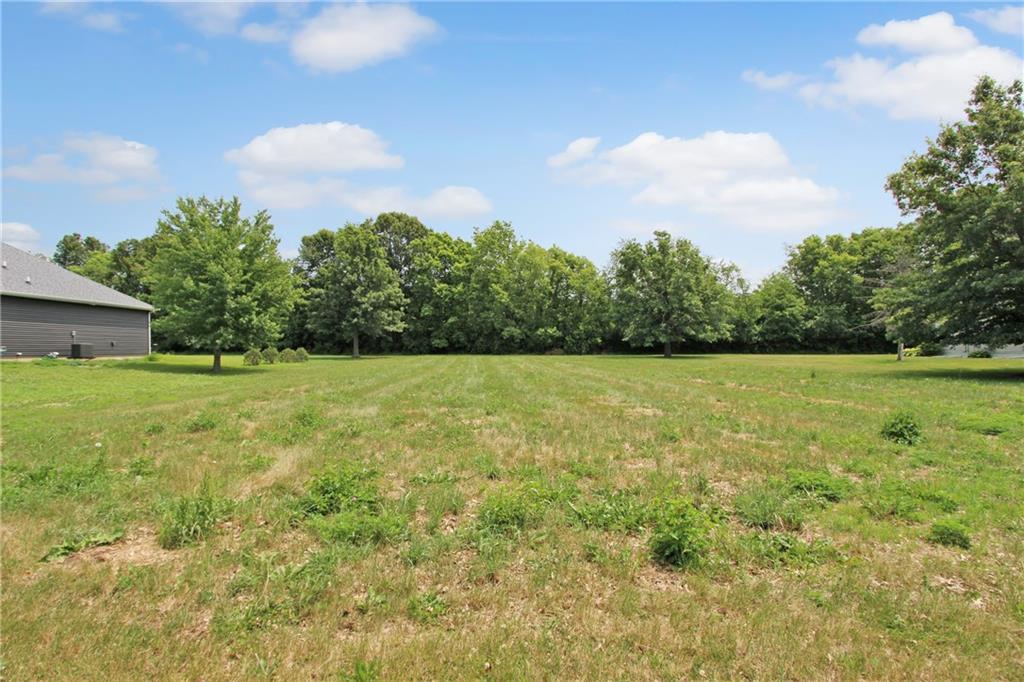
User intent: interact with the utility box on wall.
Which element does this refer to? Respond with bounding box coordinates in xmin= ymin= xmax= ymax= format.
xmin=70 ymin=343 xmax=95 ymax=359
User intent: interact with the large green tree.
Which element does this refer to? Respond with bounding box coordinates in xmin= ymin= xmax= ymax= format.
xmin=149 ymin=196 xmax=296 ymax=372
xmin=404 ymin=230 xmax=472 ymax=352
xmin=309 ymin=224 xmax=406 ymax=357
xmin=884 ymin=76 xmax=1024 ymax=346
xmin=53 ymin=233 xmax=108 ymax=268
xmin=610 ymin=231 xmax=731 ymax=357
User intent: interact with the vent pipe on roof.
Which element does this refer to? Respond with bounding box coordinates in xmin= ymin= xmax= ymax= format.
xmin=25 ymin=275 xmax=31 ymax=284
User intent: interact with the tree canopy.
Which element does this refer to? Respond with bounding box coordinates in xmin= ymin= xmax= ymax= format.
xmin=149 ymin=196 xmax=295 ymax=371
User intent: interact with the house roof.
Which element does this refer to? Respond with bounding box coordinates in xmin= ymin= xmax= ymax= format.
xmin=0 ymin=243 xmax=154 ymax=312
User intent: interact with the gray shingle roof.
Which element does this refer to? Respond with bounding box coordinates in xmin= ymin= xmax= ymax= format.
xmin=0 ymin=242 xmax=153 ymax=311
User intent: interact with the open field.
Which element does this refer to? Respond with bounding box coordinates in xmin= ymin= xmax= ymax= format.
xmin=2 ymin=354 xmax=1022 ymax=679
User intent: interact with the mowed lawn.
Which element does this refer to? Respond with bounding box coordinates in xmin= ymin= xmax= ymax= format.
xmin=2 ymin=354 xmax=1022 ymax=680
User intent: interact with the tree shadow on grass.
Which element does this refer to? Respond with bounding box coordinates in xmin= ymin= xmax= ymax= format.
xmin=106 ymin=361 xmax=258 ymax=376
xmin=592 ymin=354 xmax=713 ymax=361
xmin=878 ymin=367 xmax=1024 ymax=384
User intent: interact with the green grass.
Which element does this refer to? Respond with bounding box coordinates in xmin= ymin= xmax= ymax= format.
xmin=2 ymin=353 xmax=1022 ymax=679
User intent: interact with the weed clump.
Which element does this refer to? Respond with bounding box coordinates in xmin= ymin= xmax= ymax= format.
xmin=408 ymin=591 xmax=447 ymax=623
xmin=309 ymin=509 xmax=408 ymax=546
xmin=735 ymin=484 xmax=805 ymax=531
xmin=157 ymin=480 xmax=231 ymax=549
xmin=476 ymin=486 xmax=543 ymax=534
xmin=648 ymin=497 xmax=713 ymax=569
xmin=570 ymin=488 xmax=651 ymax=532
xmin=928 ymin=518 xmax=971 ymax=549
xmin=881 ymin=411 xmax=922 ymax=445
xmin=185 ymin=412 xmax=219 ymax=433
xmin=41 ymin=529 xmax=124 ymax=562
xmin=297 ymin=466 xmax=381 ymax=517
xmin=786 ymin=469 xmax=852 ymax=502
xmin=742 ymin=532 xmax=839 ymax=568
xmin=242 ymin=348 xmax=262 ymax=366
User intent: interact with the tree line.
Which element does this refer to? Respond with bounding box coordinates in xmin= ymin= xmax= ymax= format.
xmin=50 ymin=77 xmax=1021 ymax=369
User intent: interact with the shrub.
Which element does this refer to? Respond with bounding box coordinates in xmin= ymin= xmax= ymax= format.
xmin=261 ymin=347 xmax=279 ymax=364
xmin=649 ymin=497 xmax=713 ymax=569
xmin=918 ymin=342 xmax=944 ymax=357
xmin=279 ymin=348 xmax=299 ymax=363
xmin=242 ymin=348 xmax=261 ymax=366
xmin=881 ymin=411 xmax=922 ymax=445
xmin=927 ymin=519 xmax=971 ymax=549
xmin=786 ymin=470 xmax=852 ymax=502
xmin=145 ymin=353 xmax=161 ymax=362
xmin=157 ymin=481 xmax=230 ymax=549
xmin=735 ymin=484 xmax=805 ymax=531
xmin=902 ymin=347 xmax=921 ymax=358
xmin=967 ymin=349 xmax=992 ymax=359
xmin=295 ymin=347 xmax=310 ymax=362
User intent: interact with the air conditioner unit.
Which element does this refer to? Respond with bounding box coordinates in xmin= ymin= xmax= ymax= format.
xmin=70 ymin=343 xmax=95 ymax=359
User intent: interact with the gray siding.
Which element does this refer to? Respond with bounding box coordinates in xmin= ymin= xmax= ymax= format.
xmin=1 ymin=295 xmax=149 ymax=357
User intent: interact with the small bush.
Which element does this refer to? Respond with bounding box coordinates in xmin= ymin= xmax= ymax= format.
xmin=145 ymin=353 xmax=161 ymax=362
xmin=881 ymin=411 xmax=922 ymax=445
xmin=735 ymin=484 xmax=805 ymax=531
xmin=295 ymin=347 xmax=310 ymax=362
xmin=242 ymin=348 xmax=261 ymax=366
xmin=967 ymin=349 xmax=992 ymax=359
xmin=261 ymin=347 xmax=279 ymax=364
xmin=279 ymin=348 xmax=299 ymax=363
xmin=902 ymin=347 xmax=921 ymax=358
xmin=649 ymin=497 xmax=713 ymax=569
xmin=918 ymin=342 xmax=944 ymax=357
xmin=786 ymin=470 xmax=852 ymax=502
xmin=927 ymin=519 xmax=971 ymax=549
xmin=157 ymin=481 xmax=230 ymax=549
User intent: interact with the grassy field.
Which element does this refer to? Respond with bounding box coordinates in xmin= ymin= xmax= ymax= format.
xmin=2 ymin=353 xmax=1022 ymax=679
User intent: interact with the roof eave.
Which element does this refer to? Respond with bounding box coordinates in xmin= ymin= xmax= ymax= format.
xmin=0 ymin=290 xmax=154 ymax=312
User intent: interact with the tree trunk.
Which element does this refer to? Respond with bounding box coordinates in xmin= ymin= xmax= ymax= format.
xmin=663 ymin=339 xmax=672 ymax=358
xmin=352 ymin=332 xmax=360 ymax=359
xmin=212 ymin=349 xmax=222 ymax=373
xmin=896 ymin=340 xmax=904 ymax=362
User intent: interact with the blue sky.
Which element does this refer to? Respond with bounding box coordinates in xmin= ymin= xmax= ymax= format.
xmin=3 ymin=2 xmax=1022 ymax=280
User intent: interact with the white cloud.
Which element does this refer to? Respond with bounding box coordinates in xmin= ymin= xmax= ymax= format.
xmin=174 ymin=42 xmax=209 ymax=63
xmin=746 ymin=12 xmax=1023 ymax=121
xmin=741 ymin=69 xmax=806 ymax=91
xmin=968 ymin=6 xmax=1024 ymax=36
xmin=240 ymin=21 xmax=288 ymax=43
xmin=551 ymin=131 xmax=841 ymax=232
xmin=547 ymin=137 xmax=600 ymax=168
xmin=291 ymin=3 xmax=438 ymax=72
xmin=857 ymin=12 xmax=977 ymax=53
xmin=224 ymin=122 xmax=404 ymax=174
xmin=227 ymin=122 xmax=490 ymax=218
xmin=799 ymin=46 xmax=1022 ymax=120
xmin=4 ymin=133 xmax=161 ymax=201
xmin=168 ymin=1 xmax=253 ymax=36
xmin=1 ymin=222 xmax=43 ymax=253
xmin=41 ymin=2 xmax=127 ymax=32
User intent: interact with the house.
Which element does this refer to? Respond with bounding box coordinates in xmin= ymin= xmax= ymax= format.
xmin=0 ymin=243 xmax=153 ymax=358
